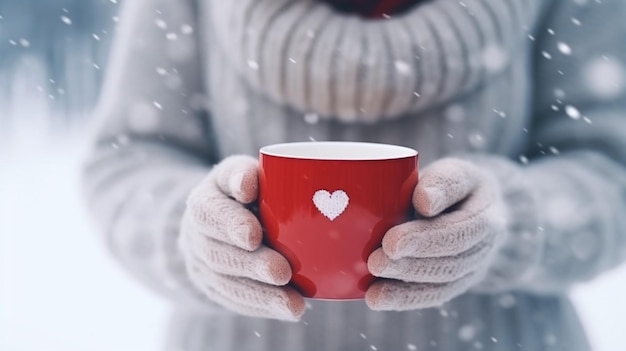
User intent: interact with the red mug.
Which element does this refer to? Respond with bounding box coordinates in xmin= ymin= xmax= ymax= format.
xmin=259 ymin=142 xmax=418 ymax=300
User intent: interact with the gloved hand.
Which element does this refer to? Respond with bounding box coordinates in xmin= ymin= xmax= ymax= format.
xmin=366 ymin=157 xmax=541 ymax=310
xmin=179 ymin=155 xmax=306 ymax=321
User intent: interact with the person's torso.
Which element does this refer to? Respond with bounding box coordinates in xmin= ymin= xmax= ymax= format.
xmin=172 ymin=1 xmax=591 ymax=350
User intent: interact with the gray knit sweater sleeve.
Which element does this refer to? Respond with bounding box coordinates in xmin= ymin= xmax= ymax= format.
xmin=83 ymin=0 xmax=215 ymax=307
xmin=500 ymin=0 xmax=626 ymax=293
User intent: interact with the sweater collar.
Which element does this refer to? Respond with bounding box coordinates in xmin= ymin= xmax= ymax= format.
xmin=209 ymin=0 xmax=532 ymax=122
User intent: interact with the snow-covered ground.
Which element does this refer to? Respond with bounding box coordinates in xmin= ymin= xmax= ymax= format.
xmin=2 ymin=116 xmax=626 ymax=351
xmin=0 ymin=123 xmax=167 ymax=351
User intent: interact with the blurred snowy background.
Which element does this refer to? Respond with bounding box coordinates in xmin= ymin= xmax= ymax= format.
xmin=0 ymin=1 xmax=167 ymax=351
xmin=0 ymin=1 xmax=625 ymax=351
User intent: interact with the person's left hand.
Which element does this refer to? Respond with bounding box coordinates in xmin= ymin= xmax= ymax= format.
xmin=365 ymin=158 xmax=508 ymax=310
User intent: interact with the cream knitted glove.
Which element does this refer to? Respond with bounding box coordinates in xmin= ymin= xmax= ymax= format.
xmin=179 ymin=155 xmax=306 ymax=321
xmin=366 ymin=157 xmax=539 ymax=310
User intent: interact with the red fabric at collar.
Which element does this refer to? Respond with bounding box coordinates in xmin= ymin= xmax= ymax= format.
xmin=319 ymin=0 xmax=425 ymax=18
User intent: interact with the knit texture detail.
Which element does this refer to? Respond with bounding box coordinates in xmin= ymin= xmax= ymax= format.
xmin=83 ymin=0 xmax=626 ymax=349
xmin=208 ymin=0 xmax=529 ymax=122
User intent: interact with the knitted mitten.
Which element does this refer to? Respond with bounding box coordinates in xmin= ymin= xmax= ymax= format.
xmin=179 ymin=156 xmax=305 ymax=321
xmin=366 ymin=157 xmax=541 ymax=310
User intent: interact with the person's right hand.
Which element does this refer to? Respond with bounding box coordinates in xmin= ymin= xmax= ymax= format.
xmin=179 ymin=155 xmax=306 ymax=321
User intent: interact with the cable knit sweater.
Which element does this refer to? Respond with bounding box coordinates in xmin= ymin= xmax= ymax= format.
xmin=83 ymin=0 xmax=626 ymax=350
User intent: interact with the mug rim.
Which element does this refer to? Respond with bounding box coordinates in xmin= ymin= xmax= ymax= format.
xmin=259 ymin=141 xmax=418 ymax=161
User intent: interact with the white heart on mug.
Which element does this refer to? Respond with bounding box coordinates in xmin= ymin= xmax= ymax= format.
xmin=313 ymin=190 xmax=350 ymax=221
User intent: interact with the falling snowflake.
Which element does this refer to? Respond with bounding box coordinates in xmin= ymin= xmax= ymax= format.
xmin=19 ymin=38 xmax=30 ymax=47
xmin=541 ymin=51 xmax=552 ymax=60
xmin=360 ymin=333 xmax=367 ymax=340
xmin=407 ymin=344 xmax=417 ymax=350
xmin=166 ymin=32 xmax=178 ymax=40
xmin=155 ymin=18 xmax=167 ymax=29
xmin=458 ymin=324 xmax=477 ymax=341
xmin=247 ymin=60 xmax=259 ymax=70
xmin=468 ymin=132 xmax=486 ymax=149
xmin=498 ymin=294 xmax=517 ymax=308
xmin=482 ymin=44 xmax=508 ymax=73
xmin=557 ymin=42 xmax=572 ymax=55
xmin=394 ymin=60 xmax=412 ymax=75
xmin=444 ymin=105 xmax=465 ymax=123
xmin=304 ymin=112 xmax=319 ymax=124
xmin=156 ymin=67 xmax=167 ymax=76
xmin=153 ymin=101 xmax=163 ymax=110
xmin=181 ymin=24 xmax=194 ymax=35
xmin=564 ymin=105 xmax=581 ymax=120
xmin=254 ymin=331 xmax=261 ymax=338
xmin=492 ymin=108 xmax=506 ymax=118
xmin=92 ymin=33 xmax=101 ymax=41
xmin=61 ymin=15 xmax=72 ymax=25
xmin=583 ymin=56 xmax=625 ymax=99
xmin=519 ymin=155 xmax=529 ymax=164
xmin=553 ymin=88 xmax=566 ymax=99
